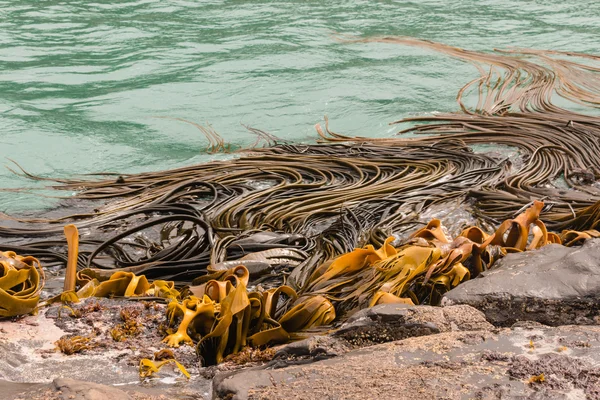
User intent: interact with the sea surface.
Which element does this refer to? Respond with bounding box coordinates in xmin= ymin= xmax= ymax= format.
xmin=1 ymin=0 xmax=599 ymax=212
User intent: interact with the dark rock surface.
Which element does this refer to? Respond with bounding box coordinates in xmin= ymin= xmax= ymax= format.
xmin=333 ymin=303 xmax=493 ymax=345
xmin=274 ymin=334 xmax=351 ymax=359
xmin=443 ymin=239 xmax=600 ymax=326
xmin=213 ymin=324 xmax=600 ymax=400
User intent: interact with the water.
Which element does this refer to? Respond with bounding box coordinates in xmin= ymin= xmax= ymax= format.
xmin=1 ymin=0 xmax=599 ymax=212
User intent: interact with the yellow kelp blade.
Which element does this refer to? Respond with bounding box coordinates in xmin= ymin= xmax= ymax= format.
xmin=146 ymin=280 xmax=180 ymax=300
xmin=367 ymin=236 xmax=397 ymax=263
xmin=429 ymin=262 xmax=470 ymax=291
xmin=63 ymin=224 xmax=79 ymax=293
xmin=410 ymin=219 xmax=451 ymax=244
xmin=197 ymin=277 xmax=250 ymax=365
xmin=460 ymin=226 xmax=491 ymax=243
xmin=0 ymin=251 xmax=44 ymax=318
xmin=248 ymin=318 xmax=290 ymax=347
xmin=379 ymin=246 xmax=442 ymax=298
xmin=369 ymin=291 xmax=414 ymax=307
xmin=528 ymin=220 xmax=549 ymax=250
xmin=163 ymin=295 xmax=215 ymax=347
xmin=92 ymin=271 xmax=151 ymax=298
xmin=560 ymin=229 xmax=600 ymax=246
xmin=492 ymin=201 xmax=544 ymax=250
xmin=308 ymin=238 xmax=399 ymax=293
xmin=278 ymin=295 xmax=335 ymax=333
xmin=308 ymin=247 xmax=377 ymax=290
xmin=547 ymin=232 xmax=562 ymax=244
xmin=139 ymin=358 xmax=190 ymax=379
xmin=204 ymin=280 xmax=233 ymax=302
xmin=0 ymin=289 xmax=40 ymax=317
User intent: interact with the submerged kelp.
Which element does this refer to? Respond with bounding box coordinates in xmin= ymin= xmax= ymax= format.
xmin=1 ymin=39 xmax=600 ymax=366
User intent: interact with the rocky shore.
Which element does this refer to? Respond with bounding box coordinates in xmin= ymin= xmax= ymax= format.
xmin=3 ymin=240 xmax=600 ymax=399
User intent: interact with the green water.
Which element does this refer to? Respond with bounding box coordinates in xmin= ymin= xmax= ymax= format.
xmin=1 ymin=0 xmax=600 ymax=212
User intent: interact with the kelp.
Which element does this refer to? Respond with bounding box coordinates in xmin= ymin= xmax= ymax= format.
xmin=145 ymin=201 xmax=592 ymax=365
xmin=0 ymin=250 xmax=44 ymax=317
xmin=158 ymin=264 xmax=333 ymax=365
xmin=300 ymin=202 xmax=550 ymax=309
xmin=110 ymin=309 xmax=142 ymax=342
xmin=139 ymin=358 xmax=190 ymax=379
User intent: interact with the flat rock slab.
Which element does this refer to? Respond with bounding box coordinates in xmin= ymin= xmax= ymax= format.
xmin=333 ymin=303 xmax=493 ymax=345
xmin=214 ymin=324 xmax=600 ymax=399
xmin=443 ymin=239 xmax=600 ymax=326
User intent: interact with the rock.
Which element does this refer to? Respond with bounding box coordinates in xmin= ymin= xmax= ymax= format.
xmin=53 ymin=378 xmax=131 ymax=400
xmin=213 ymin=324 xmax=600 ymax=400
xmin=274 ymin=334 xmax=350 ymax=359
xmin=332 ymin=303 xmax=492 ymax=346
xmin=443 ymin=239 xmax=600 ymax=326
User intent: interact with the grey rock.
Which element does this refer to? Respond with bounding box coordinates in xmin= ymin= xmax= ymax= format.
xmin=443 ymin=239 xmax=600 ymax=326
xmin=53 ymin=378 xmax=131 ymax=400
xmin=274 ymin=334 xmax=350 ymax=359
xmin=213 ymin=324 xmax=600 ymax=400
xmin=332 ymin=303 xmax=492 ymax=346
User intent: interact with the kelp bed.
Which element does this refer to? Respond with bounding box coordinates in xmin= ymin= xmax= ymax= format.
xmin=2 ymin=37 xmax=600 ymax=372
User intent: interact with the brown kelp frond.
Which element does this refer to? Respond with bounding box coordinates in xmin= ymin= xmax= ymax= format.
xmin=161 ymin=264 xmax=334 ymax=365
xmin=153 ymin=117 xmax=231 ymax=153
xmin=242 ymin=124 xmax=287 ymax=149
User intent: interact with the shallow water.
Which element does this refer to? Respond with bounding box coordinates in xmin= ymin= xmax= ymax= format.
xmin=1 ymin=0 xmax=600 ymax=212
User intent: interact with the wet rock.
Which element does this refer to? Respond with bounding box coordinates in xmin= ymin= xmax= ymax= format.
xmin=213 ymin=324 xmax=600 ymax=400
xmin=53 ymin=378 xmax=131 ymax=400
xmin=443 ymin=239 xmax=600 ymax=326
xmin=332 ymin=303 xmax=492 ymax=346
xmin=0 ymin=299 xmax=211 ymax=399
xmin=274 ymin=334 xmax=350 ymax=359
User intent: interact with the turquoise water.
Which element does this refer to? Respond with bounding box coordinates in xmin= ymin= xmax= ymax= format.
xmin=1 ymin=0 xmax=600 ymax=212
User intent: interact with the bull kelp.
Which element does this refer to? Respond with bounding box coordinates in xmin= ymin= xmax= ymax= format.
xmin=2 ymin=38 xmax=600 ymax=368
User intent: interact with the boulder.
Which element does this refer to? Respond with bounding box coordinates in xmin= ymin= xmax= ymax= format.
xmin=443 ymin=239 xmax=600 ymax=326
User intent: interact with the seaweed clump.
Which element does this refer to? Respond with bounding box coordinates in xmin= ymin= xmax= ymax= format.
xmin=110 ymin=309 xmax=142 ymax=342
xmin=55 ymin=335 xmax=94 ymax=355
